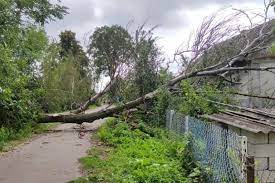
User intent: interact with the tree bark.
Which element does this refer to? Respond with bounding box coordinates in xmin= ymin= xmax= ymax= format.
xmin=39 ymin=91 xmax=156 ymax=123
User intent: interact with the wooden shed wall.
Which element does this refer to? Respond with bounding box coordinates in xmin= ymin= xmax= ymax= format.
xmin=237 ymin=59 xmax=275 ymax=108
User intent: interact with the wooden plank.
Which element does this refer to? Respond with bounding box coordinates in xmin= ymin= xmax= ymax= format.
xmin=210 ymin=100 xmax=275 ymax=119
xmin=255 ymin=144 xmax=275 ymax=157
xmin=204 ymin=113 xmax=273 ymax=133
xmin=226 ymin=110 xmax=275 ymax=127
xmin=202 ymin=114 xmax=263 ymax=133
xmin=203 ymin=112 xmax=275 ymax=133
xmin=247 ymin=156 xmax=255 ymax=183
xmin=225 ymin=110 xmax=264 ymax=121
xmin=227 ymin=114 xmax=273 ymax=133
xmin=223 ymin=110 xmax=275 ymax=129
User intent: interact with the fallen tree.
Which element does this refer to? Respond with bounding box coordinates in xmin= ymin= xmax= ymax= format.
xmin=39 ymin=66 xmax=275 ymax=123
xmin=39 ymin=3 xmax=275 ymax=123
xmin=39 ymin=91 xmax=157 ymax=123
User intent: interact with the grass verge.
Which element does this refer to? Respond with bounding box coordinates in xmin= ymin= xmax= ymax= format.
xmin=71 ymin=118 xmax=208 ymax=183
xmin=0 ymin=123 xmax=59 ymax=152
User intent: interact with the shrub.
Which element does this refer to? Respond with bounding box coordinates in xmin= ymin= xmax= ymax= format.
xmin=179 ymin=81 xmax=230 ymax=116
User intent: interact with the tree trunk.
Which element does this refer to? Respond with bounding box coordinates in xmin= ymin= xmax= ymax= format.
xmin=39 ymin=91 xmax=156 ymax=123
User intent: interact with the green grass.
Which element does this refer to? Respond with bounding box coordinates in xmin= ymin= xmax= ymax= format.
xmin=0 ymin=122 xmax=59 ymax=152
xmin=88 ymin=104 xmax=99 ymax=109
xmin=71 ymin=119 xmax=208 ymax=183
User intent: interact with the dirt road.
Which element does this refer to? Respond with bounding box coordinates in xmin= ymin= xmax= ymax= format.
xmin=0 ymin=108 xmax=107 ymax=183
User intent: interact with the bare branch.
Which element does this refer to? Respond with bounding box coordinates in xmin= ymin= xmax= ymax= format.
xmin=233 ymin=92 xmax=275 ymax=100
xmin=70 ymin=77 xmax=118 ymax=114
xmin=168 ymin=66 xmax=275 ymax=86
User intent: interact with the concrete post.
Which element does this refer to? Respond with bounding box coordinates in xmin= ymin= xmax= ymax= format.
xmin=185 ymin=116 xmax=189 ymax=132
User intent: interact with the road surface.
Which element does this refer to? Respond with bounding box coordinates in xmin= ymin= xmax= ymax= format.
xmin=0 ymin=108 xmax=107 ymax=183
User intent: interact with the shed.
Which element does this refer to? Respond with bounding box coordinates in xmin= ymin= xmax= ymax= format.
xmin=203 ymin=109 xmax=275 ymax=182
xmin=235 ymin=57 xmax=275 ymax=109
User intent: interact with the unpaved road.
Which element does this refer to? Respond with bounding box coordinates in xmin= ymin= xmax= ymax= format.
xmin=0 ymin=107 xmax=107 ymax=183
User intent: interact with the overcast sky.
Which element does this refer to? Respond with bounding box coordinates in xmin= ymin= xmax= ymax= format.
xmin=46 ymin=0 xmax=266 ymax=59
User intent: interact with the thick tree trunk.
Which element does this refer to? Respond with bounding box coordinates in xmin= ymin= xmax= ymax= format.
xmin=39 ymin=91 xmax=156 ymax=123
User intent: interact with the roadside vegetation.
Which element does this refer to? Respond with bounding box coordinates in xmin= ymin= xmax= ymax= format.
xmin=0 ymin=1 xmax=89 ymax=149
xmin=0 ymin=0 xmax=65 ymax=149
xmin=71 ymin=118 xmax=208 ymax=183
xmin=0 ymin=123 xmax=59 ymax=152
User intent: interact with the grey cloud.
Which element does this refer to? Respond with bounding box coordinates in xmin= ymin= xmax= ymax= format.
xmin=45 ymin=0 xmax=263 ymax=39
xmin=97 ymin=0 xmax=262 ymax=28
xmin=64 ymin=1 xmax=95 ymax=27
xmin=99 ymin=0 xmax=186 ymax=28
xmin=46 ymin=0 xmax=97 ymax=38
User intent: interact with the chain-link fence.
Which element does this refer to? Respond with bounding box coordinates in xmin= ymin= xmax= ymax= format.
xmin=166 ymin=110 xmax=248 ymax=183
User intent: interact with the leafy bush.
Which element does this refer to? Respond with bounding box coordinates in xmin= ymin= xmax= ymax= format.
xmin=72 ymin=118 xmax=208 ymax=183
xmin=179 ymin=81 xmax=230 ymax=116
xmin=0 ymin=43 xmax=42 ymax=129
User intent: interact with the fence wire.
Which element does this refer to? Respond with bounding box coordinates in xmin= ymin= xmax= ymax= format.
xmin=166 ymin=110 xmax=247 ymax=183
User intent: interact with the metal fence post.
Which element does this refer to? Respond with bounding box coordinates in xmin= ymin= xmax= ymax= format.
xmin=241 ymin=136 xmax=248 ymax=181
xmin=185 ymin=116 xmax=189 ymax=132
xmin=169 ymin=110 xmax=174 ymax=130
xmin=246 ymin=156 xmax=255 ymax=183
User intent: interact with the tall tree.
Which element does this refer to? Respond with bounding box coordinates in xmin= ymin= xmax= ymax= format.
xmin=88 ymin=25 xmax=133 ymax=80
xmin=40 ymin=2 xmax=275 ymax=123
xmin=12 ymin=0 xmax=67 ymax=25
xmin=59 ymin=30 xmax=89 ymax=76
xmin=133 ymin=26 xmax=162 ymax=97
xmin=41 ymin=30 xmax=93 ymax=112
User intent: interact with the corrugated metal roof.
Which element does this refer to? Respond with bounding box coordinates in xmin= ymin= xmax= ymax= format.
xmin=202 ymin=109 xmax=275 ymax=134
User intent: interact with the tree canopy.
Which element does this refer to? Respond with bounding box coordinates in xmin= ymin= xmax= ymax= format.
xmin=88 ymin=25 xmax=133 ymax=80
xmin=0 ymin=0 xmax=67 ymax=128
xmin=59 ymin=30 xmax=90 ymax=76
